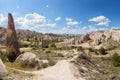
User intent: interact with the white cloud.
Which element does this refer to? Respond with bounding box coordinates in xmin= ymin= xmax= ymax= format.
xmin=67 ymin=21 xmax=79 ymax=26
xmin=66 ymin=18 xmax=72 ymax=22
xmin=65 ymin=18 xmax=79 ymax=26
xmin=55 ymin=17 xmax=61 ymax=21
xmin=46 ymin=5 xmax=48 ymax=8
xmin=89 ymin=16 xmax=110 ymax=26
xmin=0 ymin=14 xmax=7 ymax=27
xmin=15 ymin=13 xmax=56 ymax=29
xmin=49 ymin=25 xmax=98 ymax=34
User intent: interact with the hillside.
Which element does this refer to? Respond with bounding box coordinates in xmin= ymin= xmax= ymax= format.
xmin=1 ymin=27 xmax=120 ymax=80
xmin=0 ymin=27 xmax=75 ymax=46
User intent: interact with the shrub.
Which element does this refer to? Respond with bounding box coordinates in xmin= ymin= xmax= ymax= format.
xmin=98 ymin=48 xmax=107 ymax=55
xmin=42 ymin=63 xmax=48 ymax=68
xmin=20 ymin=51 xmax=25 ymax=54
xmin=111 ymin=53 xmax=120 ymax=67
xmin=50 ymin=43 xmax=56 ymax=48
xmin=48 ymin=59 xmax=55 ymax=66
xmin=112 ymin=53 xmax=120 ymax=62
xmin=88 ymin=48 xmax=94 ymax=52
xmin=21 ymin=60 xmax=29 ymax=68
xmin=112 ymin=61 xmax=119 ymax=67
xmin=20 ymin=59 xmax=37 ymax=68
xmin=0 ymin=51 xmax=9 ymax=62
xmin=29 ymin=59 xmax=37 ymax=68
xmin=71 ymin=46 xmax=77 ymax=49
xmin=57 ymin=53 xmax=64 ymax=57
xmin=77 ymin=46 xmax=83 ymax=51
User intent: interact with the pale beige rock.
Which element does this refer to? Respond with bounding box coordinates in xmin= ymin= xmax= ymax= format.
xmin=16 ymin=52 xmax=36 ymax=61
xmin=0 ymin=58 xmax=8 ymax=79
xmin=32 ymin=60 xmax=85 ymax=80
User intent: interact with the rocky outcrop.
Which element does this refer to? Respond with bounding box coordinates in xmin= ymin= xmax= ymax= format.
xmin=68 ymin=29 xmax=120 ymax=49
xmin=89 ymin=29 xmax=120 ymax=44
xmin=81 ymin=34 xmax=91 ymax=42
xmin=16 ymin=52 xmax=36 ymax=61
xmin=6 ymin=13 xmax=20 ymax=62
xmin=16 ymin=52 xmax=42 ymax=70
xmin=0 ymin=58 xmax=8 ymax=79
xmin=75 ymin=53 xmax=105 ymax=80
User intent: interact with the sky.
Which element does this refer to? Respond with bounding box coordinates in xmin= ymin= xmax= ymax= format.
xmin=0 ymin=0 xmax=120 ymax=34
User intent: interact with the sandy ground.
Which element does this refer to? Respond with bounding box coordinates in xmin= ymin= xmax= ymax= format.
xmin=31 ymin=60 xmax=85 ymax=80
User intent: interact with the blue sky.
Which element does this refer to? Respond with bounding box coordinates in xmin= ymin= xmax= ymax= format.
xmin=0 ymin=0 xmax=120 ymax=34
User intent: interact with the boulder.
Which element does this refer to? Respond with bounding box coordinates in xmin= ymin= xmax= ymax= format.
xmin=16 ymin=52 xmax=36 ymax=61
xmin=6 ymin=13 xmax=20 ymax=62
xmin=0 ymin=58 xmax=8 ymax=79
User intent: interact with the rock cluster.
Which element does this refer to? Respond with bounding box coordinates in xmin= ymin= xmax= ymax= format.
xmin=6 ymin=13 xmax=20 ymax=62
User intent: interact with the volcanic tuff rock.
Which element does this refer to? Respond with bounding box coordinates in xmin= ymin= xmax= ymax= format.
xmin=68 ymin=29 xmax=120 ymax=49
xmin=16 ymin=52 xmax=37 ymax=61
xmin=0 ymin=27 xmax=70 ymax=46
xmin=0 ymin=58 xmax=8 ymax=80
xmin=6 ymin=13 xmax=20 ymax=62
xmin=88 ymin=29 xmax=120 ymax=49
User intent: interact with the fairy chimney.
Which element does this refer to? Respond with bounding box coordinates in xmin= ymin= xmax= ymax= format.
xmin=6 ymin=13 xmax=20 ymax=62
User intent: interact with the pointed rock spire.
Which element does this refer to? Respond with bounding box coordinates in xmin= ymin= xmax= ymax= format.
xmin=6 ymin=13 xmax=20 ymax=62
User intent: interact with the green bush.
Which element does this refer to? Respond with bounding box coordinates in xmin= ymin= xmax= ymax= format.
xmin=42 ymin=63 xmax=48 ymax=68
xmin=0 ymin=51 xmax=9 ymax=62
xmin=112 ymin=53 xmax=120 ymax=62
xmin=112 ymin=61 xmax=119 ymax=67
xmin=21 ymin=60 xmax=29 ymax=68
xmin=20 ymin=59 xmax=37 ymax=68
xmin=111 ymin=53 xmax=120 ymax=67
xmin=88 ymin=48 xmax=94 ymax=52
xmin=98 ymin=48 xmax=107 ymax=55
xmin=48 ymin=59 xmax=55 ymax=66
xmin=20 ymin=51 xmax=25 ymax=54
xmin=70 ymin=46 xmax=77 ymax=49
xmin=77 ymin=46 xmax=83 ymax=51
xmin=50 ymin=43 xmax=56 ymax=48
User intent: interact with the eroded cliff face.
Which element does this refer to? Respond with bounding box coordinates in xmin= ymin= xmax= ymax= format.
xmin=6 ymin=13 xmax=20 ymax=62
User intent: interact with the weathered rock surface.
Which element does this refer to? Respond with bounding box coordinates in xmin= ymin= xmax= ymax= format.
xmin=6 ymin=13 xmax=20 ymax=62
xmin=89 ymin=29 xmax=120 ymax=45
xmin=68 ymin=29 xmax=120 ymax=49
xmin=0 ymin=58 xmax=8 ymax=79
xmin=16 ymin=52 xmax=36 ymax=61
xmin=81 ymin=34 xmax=91 ymax=42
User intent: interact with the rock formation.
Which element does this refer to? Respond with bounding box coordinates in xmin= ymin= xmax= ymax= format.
xmin=6 ymin=13 xmax=20 ymax=62
xmin=16 ymin=52 xmax=37 ymax=61
xmin=0 ymin=58 xmax=8 ymax=79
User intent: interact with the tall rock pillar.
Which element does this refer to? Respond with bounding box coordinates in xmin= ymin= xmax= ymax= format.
xmin=6 ymin=13 xmax=20 ymax=62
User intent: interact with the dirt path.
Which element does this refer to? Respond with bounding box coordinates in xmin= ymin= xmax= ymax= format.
xmin=7 ymin=60 xmax=85 ymax=80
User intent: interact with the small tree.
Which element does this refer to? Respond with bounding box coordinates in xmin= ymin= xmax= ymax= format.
xmin=98 ymin=48 xmax=107 ymax=55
